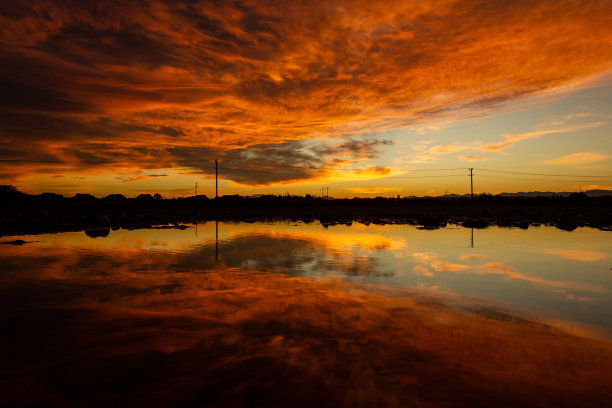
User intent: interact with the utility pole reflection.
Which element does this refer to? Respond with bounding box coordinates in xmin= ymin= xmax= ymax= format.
xmin=470 ymin=227 xmax=474 ymax=248
xmin=215 ymin=220 xmax=219 ymax=261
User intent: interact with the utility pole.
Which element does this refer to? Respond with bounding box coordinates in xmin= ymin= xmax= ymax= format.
xmin=445 ymin=189 xmax=448 ymax=197
xmin=469 ymin=168 xmax=474 ymax=199
xmin=321 ymin=187 xmax=329 ymax=199
xmin=214 ymin=160 xmax=218 ymax=198
xmin=195 ymin=182 xmax=198 ymax=198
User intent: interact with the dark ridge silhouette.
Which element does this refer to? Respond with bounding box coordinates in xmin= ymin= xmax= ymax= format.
xmin=103 ymin=193 xmax=128 ymax=201
xmin=136 ymin=193 xmax=154 ymax=201
xmin=37 ymin=192 xmax=64 ymax=201
xmin=0 ymin=185 xmax=611 ymax=236
xmin=71 ymin=193 xmax=96 ymax=201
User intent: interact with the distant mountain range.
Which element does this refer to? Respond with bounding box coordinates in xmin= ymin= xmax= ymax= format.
xmin=498 ymin=190 xmax=612 ymax=198
xmin=406 ymin=190 xmax=612 ymax=199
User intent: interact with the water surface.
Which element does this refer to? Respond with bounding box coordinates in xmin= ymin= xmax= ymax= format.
xmin=1 ymin=222 xmax=611 ymax=406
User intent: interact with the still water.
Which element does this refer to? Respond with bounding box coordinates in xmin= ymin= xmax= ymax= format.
xmin=1 ymin=222 xmax=611 ymax=406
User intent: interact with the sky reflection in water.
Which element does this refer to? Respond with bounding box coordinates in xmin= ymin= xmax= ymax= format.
xmin=4 ymin=222 xmax=609 ymax=332
xmin=1 ymin=223 xmax=611 ymax=406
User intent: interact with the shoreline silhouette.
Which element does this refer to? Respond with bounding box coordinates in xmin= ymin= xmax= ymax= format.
xmin=1 ymin=185 xmax=610 ymax=236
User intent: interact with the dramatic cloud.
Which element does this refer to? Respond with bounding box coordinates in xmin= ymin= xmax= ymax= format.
xmin=169 ymin=138 xmax=392 ymax=185
xmin=1 ymin=0 xmax=612 ymax=186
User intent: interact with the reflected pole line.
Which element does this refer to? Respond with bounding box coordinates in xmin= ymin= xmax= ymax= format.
xmin=470 ymin=228 xmax=474 ymax=248
xmin=215 ymin=220 xmax=219 ymax=261
xmin=215 ymin=160 xmax=218 ymax=199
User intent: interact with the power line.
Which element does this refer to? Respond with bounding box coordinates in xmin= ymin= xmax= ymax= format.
xmin=477 ymin=174 xmax=612 ymax=183
xmin=385 ymin=174 xmax=466 ymax=178
xmin=2 ymin=157 xmax=612 ymax=189
xmin=475 ymin=168 xmax=612 ymax=178
xmin=2 ymin=157 xmax=611 ymax=179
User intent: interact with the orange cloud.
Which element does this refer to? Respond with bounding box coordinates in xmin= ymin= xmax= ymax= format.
xmin=539 ymin=153 xmax=610 ymax=165
xmin=478 ymin=262 xmax=607 ymax=293
xmin=575 ymin=185 xmax=612 ymax=191
xmin=1 ymin=0 xmax=612 ymax=187
xmin=116 ymin=173 xmax=169 ymax=183
xmin=480 ymin=123 xmax=603 ymax=152
xmin=459 ymin=254 xmax=487 ymax=261
xmin=430 ymin=261 xmax=469 ymax=272
xmin=541 ymin=249 xmax=608 ymax=262
xmin=458 ymin=155 xmax=486 ymax=162
xmin=429 ymin=144 xmax=467 ymax=155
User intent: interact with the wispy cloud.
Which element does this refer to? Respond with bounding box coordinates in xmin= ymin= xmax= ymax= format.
xmin=539 ymin=152 xmax=610 ymax=165
xmin=116 ymin=173 xmax=168 ymax=183
xmin=458 ymin=155 xmax=486 ymax=162
xmin=429 ymin=144 xmax=467 ymax=155
xmin=459 ymin=254 xmax=487 ymax=261
xmin=401 ymin=142 xmax=469 ymax=164
xmin=541 ymin=249 xmax=608 ymax=262
xmin=410 ymin=251 xmax=607 ymax=294
xmin=430 ymin=261 xmax=469 ymax=272
xmin=479 ymin=123 xmax=603 ymax=152
xmin=478 ymin=263 xmax=607 ymax=293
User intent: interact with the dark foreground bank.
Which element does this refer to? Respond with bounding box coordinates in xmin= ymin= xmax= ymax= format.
xmin=1 ymin=186 xmax=611 ymax=236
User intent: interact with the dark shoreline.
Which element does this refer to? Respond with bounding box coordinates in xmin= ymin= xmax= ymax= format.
xmin=1 ymin=193 xmax=611 ymax=236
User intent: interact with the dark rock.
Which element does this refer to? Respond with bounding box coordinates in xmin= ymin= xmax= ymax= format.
xmin=461 ymin=219 xmax=490 ymax=229
xmin=85 ymin=229 xmax=110 ymax=238
xmin=555 ymin=215 xmax=578 ymax=231
xmin=417 ymin=216 xmax=447 ymax=228
xmin=1 ymin=239 xmax=29 ymax=245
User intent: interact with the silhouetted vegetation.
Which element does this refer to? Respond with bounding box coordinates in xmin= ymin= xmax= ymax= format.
xmin=0 ymin=185 xmax=611 ymax=235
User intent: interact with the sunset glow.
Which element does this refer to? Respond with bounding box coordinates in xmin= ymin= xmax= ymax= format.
xmin=1 ymin=0 xmax=612 ymax=196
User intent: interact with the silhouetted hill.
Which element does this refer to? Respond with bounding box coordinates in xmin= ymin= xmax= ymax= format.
xmin=584 ymin=189 xmax=612 ymax=197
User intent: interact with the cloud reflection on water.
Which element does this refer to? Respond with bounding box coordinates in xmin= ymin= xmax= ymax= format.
xmin=0 ymin=224 xmax=612 ymax=405
xmin=1 ymin=267 xmax=612 ymax=406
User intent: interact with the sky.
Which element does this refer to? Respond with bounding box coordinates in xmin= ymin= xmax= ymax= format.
xmin=0 ymin=0 xmax=611 ymax=197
